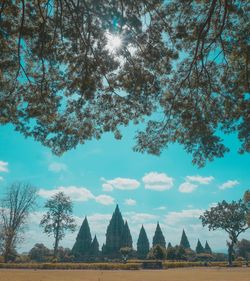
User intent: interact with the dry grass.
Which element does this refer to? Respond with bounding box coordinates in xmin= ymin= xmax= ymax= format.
xmin=0 ymin=267 xmax=250 ymax=281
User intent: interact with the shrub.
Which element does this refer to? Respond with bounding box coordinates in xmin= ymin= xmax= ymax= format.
xmin=0 ymin=262 xmax=140 ymax=270
xmin=147 ymin=245 xmax=167 ymax=260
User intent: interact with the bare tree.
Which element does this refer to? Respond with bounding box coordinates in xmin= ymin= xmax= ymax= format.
xmin=0 ymin=182 xmax=37 ymax=262
xmin=40 ymin=192 xmax=76 ymax=259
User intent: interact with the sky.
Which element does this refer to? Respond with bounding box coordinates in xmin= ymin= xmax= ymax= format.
xmin=0 ymin=123 xmax=250 ymax=253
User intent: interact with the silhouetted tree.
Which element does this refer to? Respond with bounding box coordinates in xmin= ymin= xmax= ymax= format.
xmin=236 ymin=239 xmax=250 ymax=260
xmin=148 ymin=245 xmax=167 ymax=260
xmin=40 ymin=192 xmax=76 ymax=259
xmin=200 ymin=200 xmax=249 ymax=266
xmin=29 ymin=243 xmax=51 ymax=262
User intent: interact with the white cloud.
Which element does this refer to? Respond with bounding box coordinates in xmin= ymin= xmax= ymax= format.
xmin=95 ymin=195 xmax=114 ymax=205
xmin=179 ymin=182 xmax=198 ymax=193
xmin=88 ymin=213 xmax=112 ymax=224
xmin=154 ymin=206 xmax=166 ymax=210
xmin=38 ymin=186 xmax=114 ymax=206
xmin=38 ymin=186 xmax=95 ymax=201
xmin=102 ymin=183 xmax=113 ymax=192
xmin=142 ymin=172 xmax=174 ymax=191
xmin=0 ymin=161 xmax=8 ymax=172
xmin=165 ymin=209 xmax=204 ymax=224
xmin=124 ymin=212 xmax=158 ymax=223
xmin=185 ymin=175 xmax=214 ymax=185
xmin=48 ymin=162 xmax=67 ymax=173
xmin=101 ymin=177 xmax=140 ymax=192
xmin=219 ymin=180 xmax=240 ymax=190
xmin=179 ymin=175 xmax=214 ymax=194
xmin=209 ymin=202 xmax=218 ymax=208
xmin=124 ymin=199 xmax=136 ymax=206
xmin=29 ymin=211 xmax=45 ymax=224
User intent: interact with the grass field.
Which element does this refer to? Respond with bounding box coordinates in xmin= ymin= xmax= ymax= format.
xmin=0 ymin=268 xmax=250 ymax=281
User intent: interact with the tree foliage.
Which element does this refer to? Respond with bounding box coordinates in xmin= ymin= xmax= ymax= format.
xmin=40 ymin=192 xmax=76 ymax=259
xmin=147 ymin=244 xmax=167 ymax=260
xmin=166 ymin=245 xmax=186 ymax=260
xmin=0 ymin=1 xmax=249 ymax=167
xmin=235 ymin=239 xmax=250 ymax=260
xmin=29 ymin=243 xmax=51 ymax=262
xmin=200 ymin=200 xmax=249 ymax=266
xmin=0 ymin=182 xmax=37 ymax=262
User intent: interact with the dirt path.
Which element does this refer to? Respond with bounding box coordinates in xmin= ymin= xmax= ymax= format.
xmin=0 ymin=267 xmax=249 ymax=281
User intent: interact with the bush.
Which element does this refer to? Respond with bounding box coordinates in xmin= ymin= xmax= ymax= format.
xmin=0 ymin=262 xmax=140 ymax=270
xmin=0 ymin=260 xmax=247 ymax=270
xmin=166 ymin=246 xmax=187 ymax=260
xmin=147 ymin=245 xmax=167 ymax=260
xmin=29 ymin=243 xmax=51 ymax=262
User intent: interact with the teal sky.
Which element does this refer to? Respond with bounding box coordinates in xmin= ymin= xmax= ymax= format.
xmin=0 ymin=124 xmax=249 ymax=253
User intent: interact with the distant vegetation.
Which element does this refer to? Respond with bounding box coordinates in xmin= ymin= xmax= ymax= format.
xmin=0 ymin=183 xmax=249 ymax=265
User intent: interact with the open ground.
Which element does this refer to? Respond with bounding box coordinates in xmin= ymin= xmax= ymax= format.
xmin=0 ymin=268 xmax=250 ymax=281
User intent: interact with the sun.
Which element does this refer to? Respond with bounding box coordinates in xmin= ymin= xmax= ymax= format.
xmin=105 ymin=32 xmax=122 ymax=53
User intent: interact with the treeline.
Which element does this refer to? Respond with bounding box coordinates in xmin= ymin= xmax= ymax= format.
xmin=0 ymin=183 xmax=249 ymax=265
xmin=25 ymin=203 xmax=250 ymax=264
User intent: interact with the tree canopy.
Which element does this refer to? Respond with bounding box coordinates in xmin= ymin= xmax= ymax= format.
xmin=0 ymin=1 xmax=249 ymax=167
xmin=148 ymin=244 xmax=167 ymax=260
xmin=29 ymin=243 xmax=51 ymax=262
xmin=200 ymin=200 xmax=249 ymax=266
xmin=40 ymin=192 xmax=76 ymax=259
xmin=236 ymin=239 xmax=250 ymax=260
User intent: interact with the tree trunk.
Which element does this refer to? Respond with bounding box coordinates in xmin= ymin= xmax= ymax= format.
xmin=228 ymin=243 xmax=234 ymax=267
xmin=53 ymin=223 xmax=60 ymax=260
xmin=53 ymin=238 xmax=59 ymax=260
xmin=4 ymin=236 xmax=14 ymax=263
